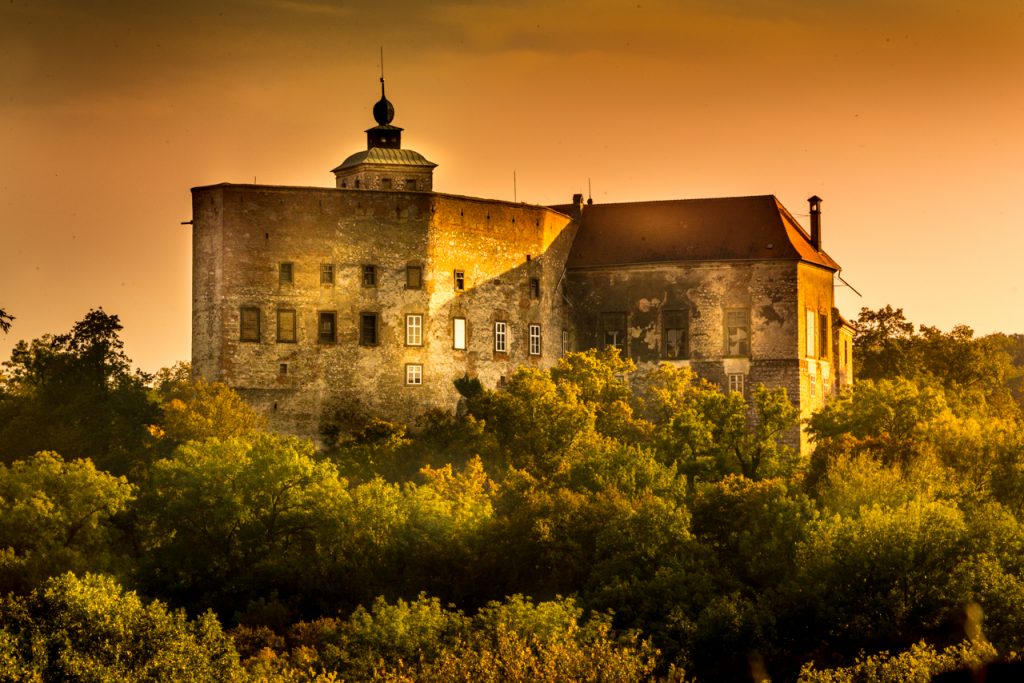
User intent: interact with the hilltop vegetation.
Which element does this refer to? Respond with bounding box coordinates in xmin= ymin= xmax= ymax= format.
xmin=1 ymin=308 xmax=1023 ymax=681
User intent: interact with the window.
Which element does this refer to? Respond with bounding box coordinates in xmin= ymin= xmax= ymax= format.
xmin=381 ymin=177 xmax=392 ymax=190
xmin=279 ymin=262 xmax=294 ymax=284
xmin=277 ymin=309 xmax=296 ymax=343
xmin=354 ymin=179 xmax=361 ymax=189
xmin=453 ymin=317 xmax=466 ymax=350
xmin=279 ymin=363 xmax=288 ymax=375
xmin=362 ymin=264 xmax=377 ymax=287
xmin=406 ymin=314 xmax=423 ymax=346
xmin=726 ymin=309 xmax=750 ymax=356
xmin=663 ymin=309 xmax=688 ymax=359
xmin=601 ymin=312 xmax=627 ymax=352
xmin=320 ymin=263 xmax=335 ymax=285
xmin=494 ymin=321 xmax=508 ymax=353
xmin=360 ymin=313 xmax=378 ymax=346
xmin=454 ymin=270 xmax=465 ymax=291
xmin=405 ymin=364 xmax=423 ymax=386
xmin=806 ymin=310 xmax=817 ymax=357
xmin=809 ymin=372 xmax=817 ymax=398
xmin=529 ymin=278 xmax=541 ymax=299
xmin=529 ymin=324 xmax=541 ymax=355
xmin=728 ymin=373 xmax=746 ymax=395
xmin=406 ymin=265 xmax=422 ymax=289
xmin=319 ymin=311 xmax=336 ymax=343
xmin=561 ymin=329 xmax=569 ymax=356
xmin=405 ymin=178 xmax=417 ymax=191
xmin=819 ymin=313 xmax=829 ymax=361
xmin=240 ymin=307 xmax=260 ymax=342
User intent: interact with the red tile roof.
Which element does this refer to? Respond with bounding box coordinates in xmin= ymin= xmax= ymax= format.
xmin=556 ymin=195 xmax=840 ymax=270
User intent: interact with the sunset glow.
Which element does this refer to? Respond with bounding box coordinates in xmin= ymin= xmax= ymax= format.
xmin=2 ymin=0 xmax=1022 ymax=371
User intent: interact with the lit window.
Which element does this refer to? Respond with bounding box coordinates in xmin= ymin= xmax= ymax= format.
xmin=806 ymin=310 xmax=817 ymax=358
xmin=454 ymin=270 xmax=465 ymax=291
xmin=277 ymin=309 xmax=296 ymax=343
xmin=320 ymin=263 xmax=335 ymax=285
xmin=728 ymin=373 xmax=746 ymax=394
xmin=529 ymin=324 xmax=541 ymax=355
xmin=406 ymin=314 xmax=423 ymax=346
xmin=406 ymin=364 xmax=423 ymax=386
xmin=319 ymin=311 xmax=336 ymax=343
xmin=240 ymin=307 xmax=260 ymax=342
xmin=601 ymin=312 xmax=627 ymax=352
xmin=406 ymin=265 xmax=422 ymax=289
xmin=494 ymin=321 xmax=508 ymax=353
xmin=453 ymin=317 xmax=466 ymax=350
xmin=726 ymin=309 xmax=750 ymax=357
xmin=360 ymin=313 xmax=378 ymax=346
xmin=279 ymin=262 xmax=294 ymax=285
xmin=529 ymin=278 xmax=541 ymax=299
xmin=362 ymin=265 xmax=377 ymax=287
xmin=663 ymin=310 xmax=688 ymax=359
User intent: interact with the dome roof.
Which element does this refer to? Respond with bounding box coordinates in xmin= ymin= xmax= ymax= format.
xmin=372 ymin=78 xmax=395 ymax=125
xmin=332 ymin=147 xmax=437 ymax=173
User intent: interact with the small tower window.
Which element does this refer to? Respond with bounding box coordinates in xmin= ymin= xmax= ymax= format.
xmin=362 ymin=265 xmax=377 ymax=287
xmin=454 ymin=270 xmax=465 ymax=291
xmin=406 ymin=265 xmax=422 ymax=289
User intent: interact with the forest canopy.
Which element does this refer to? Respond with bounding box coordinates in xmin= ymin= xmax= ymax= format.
xmin=1 ymin=307 xmax=1023 ymax=681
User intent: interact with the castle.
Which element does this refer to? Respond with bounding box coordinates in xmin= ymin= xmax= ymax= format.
xmin=190 ymin=78 xmax=853 ymax=446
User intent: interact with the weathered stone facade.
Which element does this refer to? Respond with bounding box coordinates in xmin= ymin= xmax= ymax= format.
xmin=191 ymin=82 xmax=851 ymax=448
xmin=192 ymin=183 xmax=576 ymax=436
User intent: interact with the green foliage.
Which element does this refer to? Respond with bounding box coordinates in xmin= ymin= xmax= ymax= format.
xmin=151 ymin=363 xmax=266 ymax=448
xmin=0 ymin=452 xmax=134 ymax=593
xmin=808 ymin=378 xmax=949 ymax=466
xmin=853 ymin=306 xmax=1021 ymax=416
xmin=137 ymin=434 xmax=349 ymax=618
xmin=0 ymin=572 xmax=242 ymax=681
xmin=0 ymin=309 xmax=158 ymax=476
xmin=797 ymin=639 xmax=997 ymax=683
xmin=465 ymin=367 xmax=596 ymax=476
xmin=247 ymin=594 xmax=662 ymax=683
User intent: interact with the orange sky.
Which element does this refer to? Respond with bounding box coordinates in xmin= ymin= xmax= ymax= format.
xmin=2 ymin=0 xmax=1022 ymax=372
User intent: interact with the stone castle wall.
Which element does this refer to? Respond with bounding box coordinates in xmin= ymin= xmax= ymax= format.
xmin=191 ymin=184 xmax=575 ymax=438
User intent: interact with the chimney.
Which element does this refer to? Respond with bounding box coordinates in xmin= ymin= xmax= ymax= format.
xmin=808 ymin=195 xmax=822 ymax=250
xmin=571 ymin=193 xmax=585 ymax=219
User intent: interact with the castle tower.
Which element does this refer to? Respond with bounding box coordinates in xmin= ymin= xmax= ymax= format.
xmin=331 ymin=77 xmax=437 ymax=191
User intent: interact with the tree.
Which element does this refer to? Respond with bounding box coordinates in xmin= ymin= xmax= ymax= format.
xmin=0 ymin=572 xmax=242 ymax=682
xmin=0 ymin=307 xmax=12 ymax=334
xmin=853 ymin=305 xmax=919 ymax=381
xmin=151 ymin=362 xmax=266 ymax=449
xmin=0 ymin=452 xmax=134 ymax=594
xmin=0 ymin=309 xmax=158 ymax=476
xmin=136 ymin=434 xmax=349 ymax=619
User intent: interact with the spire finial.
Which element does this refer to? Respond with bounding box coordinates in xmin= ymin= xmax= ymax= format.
xmin=372 ymin=47 xmax=395 ymax=126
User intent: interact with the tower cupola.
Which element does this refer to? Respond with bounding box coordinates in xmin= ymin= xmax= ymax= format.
xmin=332 ymin=73 xmax=437 ymax=192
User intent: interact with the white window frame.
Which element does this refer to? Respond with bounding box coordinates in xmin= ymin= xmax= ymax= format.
xmin=728 ymin=373 xmax=745 ymax=395
xmin=453 ymin=317 xmax=466 ymax=350
xmin=494 ymin=321 xmax=507 ymax=353
xmin=725 ymin=309 xmax=750 ymax=357
xmin=405 ymin=364 xmax=423 ymax=386
xmin=806 ymin=309 xmax=817 ymax=358
xmin=528 ymin=324 xmax=541 ymax=356
xmin=561 ymin=329 xmax=569 ymax=356
xmin=406 ymin=314 xmax=423 ymax=346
